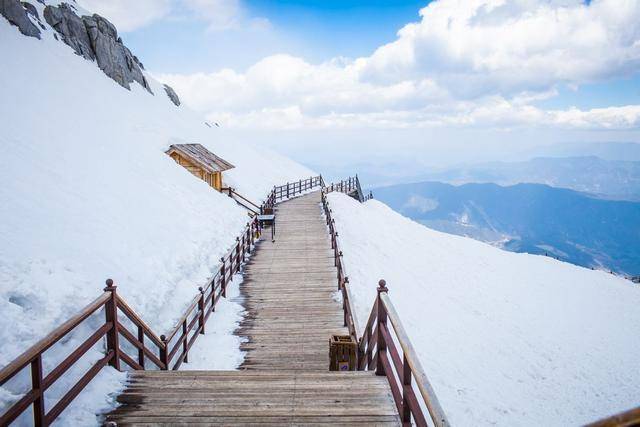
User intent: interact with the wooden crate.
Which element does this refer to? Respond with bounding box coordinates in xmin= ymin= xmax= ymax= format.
xmin=329 ymin=335 xmax=357 ymax=371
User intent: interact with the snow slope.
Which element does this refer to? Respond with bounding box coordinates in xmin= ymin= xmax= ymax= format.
xmin=0 ymin=2 xmax=312 ymax=425
xmin=327 ymin=192 xmax=640 ymax=426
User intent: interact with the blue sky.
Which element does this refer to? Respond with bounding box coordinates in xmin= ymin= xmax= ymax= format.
xmin=79 ymin=0 xmax=640 ymax=170
xmin=120 ymin=1 xmax=430 ymax=72
xmin=96 ymin=0 xmax=639 ymax=113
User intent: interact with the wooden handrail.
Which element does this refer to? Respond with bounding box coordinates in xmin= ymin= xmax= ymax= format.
xmin=323 ymin=179 xmax=448 ymax=426
xmin=115 ymin=295 xmax=164 ymax=348
xmin=585 ymin=406 xmax=640 ymax=427
xmin=0 ymin=174 xmax=363 ymax=426
xmin=0 ymin=212 xmax=263 ymax=426
xmin=320 ymin=188 xmax=362 ymax=344
xmin=0 ymin=292 xmax=111 ymax=385
xmin=380 ymin=292 xmax=449 ymax=426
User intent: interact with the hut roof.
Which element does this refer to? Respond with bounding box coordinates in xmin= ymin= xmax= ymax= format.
xmin=166 ymin=144 xmax=235 ymax=173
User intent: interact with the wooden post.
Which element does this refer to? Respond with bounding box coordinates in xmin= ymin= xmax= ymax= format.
xmin=104 ymin=279 xmax=120 ymax=370
xmin=198 ymin=287 xmax=205 ymax=335
xmin=137 ymin=325 xmax=145 ymax=368
xmin=160 ymin=334 xmax=169 ymax=370
xmin=342 ymin=277 xmax=349 ymax=326
xmin=402 ymin=353 xmax=411 ymax=423
xmin=375 ymin=279 xmax=388 ymax=376
xmin=220 ymin=257 xmax=227 ymax=298
xmin=286 ymin=182 xmax=290 ymax=198
xmin=182 ymin=320 xmax=188 ymax=363
xmin=31 ymin=355 xmax=44 ymax=426
xmin=235 ymin=237 xmax=241 ymax=273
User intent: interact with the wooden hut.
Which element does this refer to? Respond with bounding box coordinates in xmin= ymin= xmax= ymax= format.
xmin=165 ymin=143 xmax=234 ymax=191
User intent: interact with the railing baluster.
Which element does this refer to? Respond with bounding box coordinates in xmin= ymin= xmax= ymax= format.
xmin=235 ymin=237 xmax=241 ymax=272
xmin=220 ymin=257 xmax=226 ymax=298
xmin=198 ymin=287 xmax=205 ymax=335
xmin=182 ymin=320 xmax=188 ymax=363
xmin=160 ymin=335 xmax=169 ymax=370
xmin=375 ymin=280 xmax=388 ymax=376
xmin=402 ymin=354 xmax=412 ymax=424
xmin=103 ymin=279 xmax=121 ymax=371
xmin=31 ymin=355 xmax=44 ymax=427
xmin=137 ymin=325 xmax=145 ymax=369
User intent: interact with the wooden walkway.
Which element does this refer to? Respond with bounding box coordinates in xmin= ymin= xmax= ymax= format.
xmin=237 ymin=192 xmax=347 ymax=370
xmin=106 ymin=191 xmax=400 ymax=426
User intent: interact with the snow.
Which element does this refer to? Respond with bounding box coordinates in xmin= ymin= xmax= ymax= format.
xmin=0 ymin=3 xmax=312 ymax=425
xmin=181 ymin=273 xmax=247 ymax=371
xmin=327 ymin=192 xmax=640 ymax=426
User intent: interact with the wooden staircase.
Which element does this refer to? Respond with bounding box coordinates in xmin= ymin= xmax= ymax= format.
xmin=106 ymin=371 xmax=399 ymax=425
xmin=105 ymin=192 xmax=400 ymax=426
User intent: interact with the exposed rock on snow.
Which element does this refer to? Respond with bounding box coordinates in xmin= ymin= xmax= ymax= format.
xmin=43 ymin=3 xmax=151 ymax=92
xmin=44 ymin=4 xmax=93 ymax=58
xmin=0 ymin=0 xmax=40 ymax=38
xmin=163 ymin=84 xmax=181 ymax=107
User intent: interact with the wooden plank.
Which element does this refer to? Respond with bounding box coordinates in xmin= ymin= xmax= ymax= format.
xmin=106 ymin=192 xmax=401 ymax=426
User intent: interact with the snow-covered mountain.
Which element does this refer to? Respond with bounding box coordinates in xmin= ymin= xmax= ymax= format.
xmin=328 ymin=192 xmax=640 ymax=426
xmin=417 ymin=156 xmax=640 ymax=202
xmin=0 ymin=1 xmax=312 ymax=424
xmin=2 ymin=1 xmax=639 ymax=426
xmin=373 ymin=181 xmax=640 ymax=276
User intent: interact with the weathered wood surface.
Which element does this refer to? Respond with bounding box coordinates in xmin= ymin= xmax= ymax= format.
xmin=106 ymin=192 xmax=400 ymax=426
xmin=237 ymin=191 xmax=348 ymax=371
xmin=106 ymin=371 xmax=400 ymax=426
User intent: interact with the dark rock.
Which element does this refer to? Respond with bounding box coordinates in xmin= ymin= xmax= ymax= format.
xmin=1 ymin=0 xmax=41 ymax=39
xmin=163 ymin=84 xmax=181 ymax=107
xmin=43 ymin=4 xmax=152 ymax=94
xmin=21 ymin=2 xmax=38 ymax=20
xmin=44 ymin=4 xmax=94 ymax=60
xmin=83 ymin=13 xmax=151 ymax=92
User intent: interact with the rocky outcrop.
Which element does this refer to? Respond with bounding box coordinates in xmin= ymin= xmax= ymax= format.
xmin=43 ymin=3 xmax=152 ymax=93
xmin=163 ymin=84 xmax=181 ymax=107
xmin=0 ymin=0 xmax=41 ymax=38
xmin=43 ymin=3 xmax=94 ymax=59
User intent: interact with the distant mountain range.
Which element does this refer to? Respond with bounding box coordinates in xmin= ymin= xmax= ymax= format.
xmin=417 ymin=156 xmax=640 ymax=201
xmin=373 ymin=181 xmax=640 ymax=276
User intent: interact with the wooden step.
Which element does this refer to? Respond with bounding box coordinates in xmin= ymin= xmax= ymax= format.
xmin=107 ymin=370 xmax=400 ymax=426
xmin=104 ymin=191 xmax=400 ymax=426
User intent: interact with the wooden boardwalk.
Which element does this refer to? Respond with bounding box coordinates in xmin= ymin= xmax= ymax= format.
xmin=106 ymin=191 xmax=400 ymax=426
xmin=237 ymin=191 xmax=347 ymax=370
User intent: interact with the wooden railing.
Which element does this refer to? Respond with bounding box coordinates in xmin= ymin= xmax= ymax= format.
xmin=325 ymin=175 xmax=372 ymax=202
xmin=322 ymin=180 xmax=447 ymax=427
xmin=321 ymin=189 xmax=361 ymax=341
xmin=0 ymin=217 xmax=261 ymax=426
xmin=586 ymin=406 xmax=640 ymax=427
xmin=360 ymin=281 xmax=449 ymax=427
xmin=326 ymin=176 xmax=358 ymax=197
xmin=0 ymin=293 xmax=115 ymax=426
xmin=222 ymin=187 xmax=261 ymax=216
xmin=261 ymin=175 xmax=324 ymax=214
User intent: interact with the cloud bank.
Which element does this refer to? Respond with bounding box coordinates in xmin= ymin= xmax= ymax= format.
xmin=158 ymin=0 xmax=640 ymax=131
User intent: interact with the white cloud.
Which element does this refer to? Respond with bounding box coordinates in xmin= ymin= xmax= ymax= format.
xmin=158 ymin=0 xmax=640 ymax=131
xmin=362 ymin=0 xmax=640 ymax=96
xmin=184 ymin=0 xmax=246 ymax=31
xmin=76 ymin=0 xmax=171 ymax=32
xmin=76 ymin=0 xmax=268 ymax=33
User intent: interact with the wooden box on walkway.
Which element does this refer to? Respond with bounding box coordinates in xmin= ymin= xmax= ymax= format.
xmin=329 ymin=335 xmax=357 ymax=371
